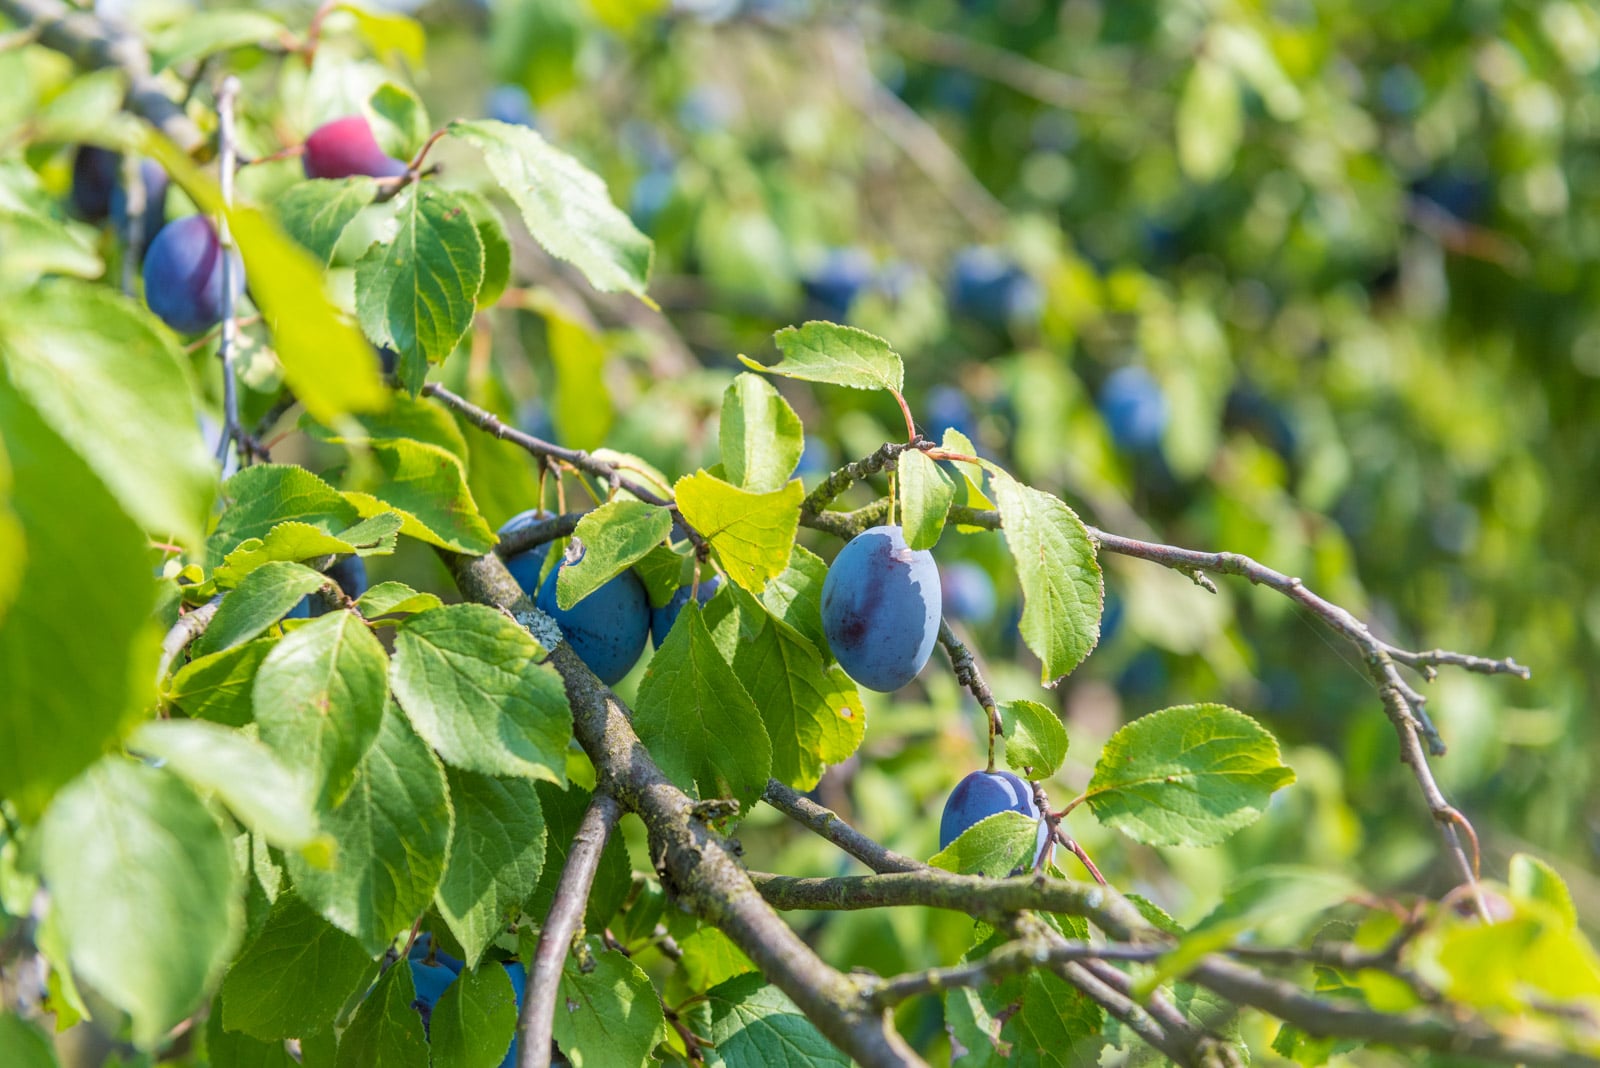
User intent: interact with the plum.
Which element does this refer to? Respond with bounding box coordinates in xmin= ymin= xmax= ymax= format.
xmin=499 ymin=961 xmax=527 ymax=1068
xmin=142 ymin=215 xmax=245 ymax=335
xmin=302 ymin=115 xmax=408 ymax=180
xmin=407 ymin=932 xmax=464 ymax=975
xmin=939 ymin=768 xmax=1047 ymax=864
xmin=73 ymin=147 xmax=169 ymax=250
xmin=800 ymin=247 xmax=875 ymax=320
xmin=485 ymin=85 xmax=537 ymax=128
xmin=651 ymin=575 xmax=723 ymax=647
xmin=499 ymin=514 xmax=650 ymax=685
xmin=1098 ymin=366 xmax=1168 ymax=452
xmin=821 ymin=524 xmax=941 ymax=692
xmin=924 ymin=385 xmax=976 ymax=443
xmin=406 ymin=937 xmax=525 ymax=1059
xmin=286 ymin=555 xmax=368 ymax=619
xmin=940 ymin=562 xmax=995 ymax=625
xmin=948 ymin=246 xmax=1041 ymax=329
xmin=408 ymin=957 xmax=457 ymax=1035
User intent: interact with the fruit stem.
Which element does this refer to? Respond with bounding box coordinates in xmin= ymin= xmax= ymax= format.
xmin=890 ymin=387 xmax=917 ymax=443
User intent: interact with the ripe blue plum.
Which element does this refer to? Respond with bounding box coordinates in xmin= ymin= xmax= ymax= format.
xmin=499 ymin=514 xmax=650 ymax=685
xmin=948 ymin=247 xmax=1041 ymax=329
xmin=821 ymin=525 xmax=941 ymax=692
xmin=800 ymin=247 xmax=875 ymax=320
xmin=651 ymin=575 xmax=723 ymax=647
xmin=142 ymin=215 xmax=245 ymax=334
xmin=405 ymin=941 xmax=526 ymax=1062
xmin=939 ymin=769 xmax=1047 ymax=865
xmin=407 ymin=933 xmax=463 ymax=975
xmin=1098 ymin=366 xmax=1168 ymax=452
xmin=302 ymin=116 xmax=408 ymax=180
xmin=940 ymin=562 xmax=995 ymax=625
xmin=485 ymin=85 xmax=538 ymax=128
xmin=407 ymin=958 xmax=457 ymax=1034
xmin=500 ymin=961 xmax=527 ymax=1068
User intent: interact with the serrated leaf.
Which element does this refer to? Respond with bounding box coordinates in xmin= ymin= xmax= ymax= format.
xmin=0 ymin=1012 xmax=60 ymax=1068
xmin=634 ymin=603 xmax=770 ymax=808
xmin=369 ymin=82 xmax=429 ymax=158
xmin=1510 ymin=853 xmax=1578 ymax=929
xmin=1000 ymin=700 xmax=1068 ymax=779
xmin=744 ymin=321 xmax=904 ymax=393
xmin=391 ymin=604 xmax=570 ymax=782
xmin=677 ymin=927 xmax=756 ymax=993
xmin=449 ymin=119 xmax=653 ymax=297
xmin=38 ymin=759 xmax=240 ymax=1047
xmin=355 ymin=186 xmax=485 ymax=390
xmin=430 ymin=963 xmax=518 ymax=1068
xmin=276 ymin=178 xmax=379 ymax=264
xmin=343 ymin=438 xmax=496 ymax=554
xmin=357 ymin=582 xmax=444 ymax=619
xmin=1007 ymin=971 xmax=1106 ymax=1068
xmin=288 ymin=708 xmax=452 ymax=955
xmin=930 ymin=810 xmax=1043 ymax=878
xmin=990 ymin=469 xmax=1102 ymax=685
xmin=674 ymin=471 xmax=802 ymax=594
xmin=149 ymin=10 xmax=286 ymax=72
xmin=308 ymin=390 xmax=470 ymax=466
xmin=254 ymin=610 xmax=390 ymax=807
xmin=435 ymin=769 xmax=546 ymax=967
xmin=0 ymin=280 xmax=215 ymax=547
xmin=335 ymin=960 xmax=429 ymax=1068
xmin=553 ymin=940 xmax=667 ymax=1068
xmin=336 ymin=512 xmax=406 ymax=555
xmin=130 ymin=720 xmax=318 ymax=851
xmin=529 ymin=783 xmax=631 ymax=929
xmin=165 ymin=637 xmax=275 ymax=726
xmin=546 ymin=312 xmax=614 ymax=450
xmin=1085 ymin=703 xmax=1295 ymax=847
xmin=205 ymin=1011 xmax=299 ymax=1067
xmin=556 ymin=500 xmax=671 ymax=609
xmin=697 ymin=972 xmax=848 ymax=1068
xmin=220 ymin=894 xmax=376 ymax=1041
xmin=759 ymin=544 xmax=830 ymax=652
xmin=216 ymin=522 xmax=360 ymax=587
xmin=720 ymin=372 xmax=804 ymax=492
xmin=941 ymin=427 xmax=994 ymax=517
xmin=197 ymin=561 xmax=329 ymax=656
xmin=897 ymin=448 xmax=954 ymax=551
xmin=0 ymin=378 xmax=157 ymax=819
xmin=458 ymin=190 xmax=512 ymax=310
xmin=209 ymin=465 xmax=360 ymax=565
xmin=635 ymin=544 xmax=690 ymax=608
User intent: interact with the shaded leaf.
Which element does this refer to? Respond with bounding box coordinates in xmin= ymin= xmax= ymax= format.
xmin=435 ymin=769 xmax=546 ymax=967
xmin=220 ymin=895 xmax=375 ymax=1041
xmin=556 ymin=500 xmax=671 ymax=610
xmin=720 ymin=372 xmax=804 ymax=492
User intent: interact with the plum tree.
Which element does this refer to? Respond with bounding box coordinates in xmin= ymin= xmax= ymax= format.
xmin=302 ymin=115 xmax=408 ymax=180
xmin=651 ymin=575 xmax=723 ymax=647
xmin=500 ymin=513 xmax=650 ymax=685
xmin=940 ymin=561 xmax=995 ymax=625
xmin=1098 ymin=365 xmax=1168 ymax=452
xmin=821 ymin=524 xmax=941 ymax=692
xmin=939 ymin=768 xmax=1047 ymax=865
xmin=141 ymin=215 xmax=246 ymax=335
xmin=800 ymin=247 xmax=875 ymax=320
xmin=948 ymin=246 xmax=1041 ymax=329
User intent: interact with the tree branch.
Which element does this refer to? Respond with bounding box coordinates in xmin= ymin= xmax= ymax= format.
xmin=762 ymin=780 xmax=924 ymax=875
xmin=519 ymin=792 xmax=622 ymax=1068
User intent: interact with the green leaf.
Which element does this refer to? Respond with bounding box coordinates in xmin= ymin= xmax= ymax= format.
xmin=143 ymin=134 xmax=387 ymax=423
xmin=355 ymin=186 xmax=485 ymax=390
xmin=1509 ymin=853 xmax=1578 ymax=929
xmin=276 ymin=178 xmax=378 ymax=264
xmin=1085 ymin=703 xmax=1295 ymax=847
xmin=206 ymin=1011 xmax=299 ymax=1068
xmin=1000 ymin=699 xmax=1068 ymax=780
xmin=448 ymin=119 xmax=653 ymax=298
xmin=635 ymin=544 xmax=691 ymax=608
xmin=369 ymin=82 xmax=429 ymax=158
xmin=0 ymin=1012 xmax=60 ymax=1068
xmin=547 ymin=313 xmax=614 ymax=451
xmin=0 ymin=209 xmax=101 ymax=289
xmin=744 ymin=321 xmax=904 ymax=393
xmin=165 ymin=638 xmax=276 ymax=727
xmin=458 ymin=190 xmax=512 ymax=310
xmin=288 ymin=708 xmax=453 ymax=955
xmin=390 ymin=604 xmax=570 ymax=782
xmin=38 ymin=759 xmax=240 ymax=1047
xmin=634 ymin=603 xmax=771 ymax=808
xmin=929 ymin=810 xmax=1043 ymax=878
xmin=553 ymin=941 xmax=667 ymax=1068
xmin=429 ymin=963 xmax=518 ymax=1068
xmin=197 ymin=561 xmax=329 ymax=656
xmin=435 ymin=769 xmax=546 ymax=967
xmin=990 ymin=469 xmax=1102 ymax=685
xmin=307 ymin=390 xmax=470 ymax=467
xmin=674 ymin=471 xmax=803 ymax=594
xmin=897 ymin=448 xmax=954 ymax=551
xmin=759 ymin=544 xmax=830 ymax=652
xmin=698 ymin=972 xmax=848 ymax=1068
xmin=0 ymin=280 xmax=215 ymax=547
xmin=130 ymin=719 xmax=318 ymax=851
xmin=150 ymin=10 xmax=286 ymax=72
xmin=1006 ymin=971 xmax=1107 ymax=1068
xmin=215 ymin=523 xmax=361 ymax=587
xmin=220 ymin=895 xmax=376 ymax=1041
xmin=343 ymin=439 xmax=497 ymax=554
xmin=720 ymin=372 xmax=804 ymax=492
xmin=334 ymin=960 xmax=429 ymax=1068
xmin=356 ymin=582 xmax=444 ymax=620
xmin=337 ymin=512 xmax=406 ymax=556
xmin=1191 ymin=866 xmax=1360 ymax=946
xmin=941 ymin=428 xmax=993 ymax=516
xmin=1177 ymin=57 xmax=1243 ymax=183
xmin=254 ymin=610 xmax=390 ymax=807
xmin=340 ymin=2 xmax=427 ymax=66
xmin=677 ymin=928 xmax=756 ymax=992
xmin=557 ymin=501 xmax=672 ymax=609
xmin=209 ymin=465 xmax=360 ymax=565
xmin=529 ymin=783 xmax=631 ymax=929
xmin=0 ymin=378 xmax=157 ymax=819
xmin=726 ymin=589 xmax=865 ymax=791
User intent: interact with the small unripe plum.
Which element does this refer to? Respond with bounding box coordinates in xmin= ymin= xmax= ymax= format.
xmin=940 ymin=562 xmax=995 ymax=625
xmin=142 ymin=215 xmax=245 ymax=334
xmin=302 ymin=116 xmax=408 ymax=180
xmin=939 ymin=769 xmax=1047 ymax=864
xmin=651 ymin=575 xmax=723 ymax=647
xmin=499 ymin=514 xmax=649 ymax=685
xmin=821 ymin=524 xmax=941 ymax=692
xmin=1098 ymin=366 xmax=1168 ymax=452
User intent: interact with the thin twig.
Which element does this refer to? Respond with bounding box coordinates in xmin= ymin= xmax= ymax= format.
xmin=154 ymin=596 xmax=222 ymax=684
xmin=937 ymin=621 xmax=1004 ymax=766
xmin=214 ymin=75 xmax=242 ymax=468
xmin=762 ymin=781 xmax=923 ymax=875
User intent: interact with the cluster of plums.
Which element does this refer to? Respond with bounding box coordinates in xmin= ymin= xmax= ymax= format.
xmin=407 ymin=935 xmax=525 ymax=1065
xmin=71 ymin=115 xmax=408 ymax=337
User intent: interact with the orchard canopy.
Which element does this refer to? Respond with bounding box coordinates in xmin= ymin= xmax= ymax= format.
xmin=1 ymin=1 xmax=1598 ymax=1066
